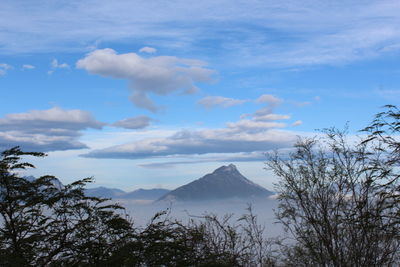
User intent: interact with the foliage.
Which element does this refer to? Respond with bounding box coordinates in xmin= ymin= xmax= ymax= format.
xmin=266 ymin=105 xmax=400 ymax=266
xmin=0 ymin=147 xmax=133 ymax=266
xmin=112 ymin=208 xmax=278 ymax=267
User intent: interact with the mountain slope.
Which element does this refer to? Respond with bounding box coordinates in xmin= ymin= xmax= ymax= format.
xmin=158 ymin=164 xmax=273 ymax=201
xmin=24 ymin=176 xmax=168 ymax=200
xmin=85 ymin=187 xmax=170 ymax=200
xmin=85 ymin=187 xmax=126 ymax=199
xmin=120 ymin=188 xmax=170 ymax=200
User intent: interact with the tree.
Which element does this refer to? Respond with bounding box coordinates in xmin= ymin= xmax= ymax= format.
xmin=266 ymin=106 xmax=400 ymax=266
xmin=0 ymin=147 xmax=133 ymax=266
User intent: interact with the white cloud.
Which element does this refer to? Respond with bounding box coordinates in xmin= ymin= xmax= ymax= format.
xmin=139 ymin=46 xmax=157 ymax=53
xmin=0 ymin=63 xmax=11 ymax=75
xmin=51 ymin=59 xmax=69 ymax=69
xmin=253 ymin=114 xmax=290 ymax=121
xmin=77 ymin=48 xmax=214 ymax=112
xmin=226 ymin=119 xmax=286 ymax=131
xmin=48 ymin=59 xmax=69 ymax=74
xmin=255 ymin=94 xmax=282 ymax=106
xmin=0 ymin=107 xmax=105 ymax=151
xmin=253 ymin=106 xmax=274 ymax=117
xmin=112 ymin=115 xmax=153 ymax=129
xmin=198 ymin=96 xmax=247 ymax=109
xmin=22 ymin=64 xmax=35 ymax=70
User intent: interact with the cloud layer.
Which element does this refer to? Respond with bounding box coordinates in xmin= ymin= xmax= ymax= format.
xmin=3 ymin=1 xmax=400 ymax=66
xmin=138 ymin=151 xmax=268 ymax=169
xmin=82 ymin=128 xmax=296 ymax=159
xmin=77 ymin=48 xmax=214 ymax=111
xmin=0 ymin=107 xmax=105 ymax=151
xmin=82 ymin=96 xmax=297 ymax=159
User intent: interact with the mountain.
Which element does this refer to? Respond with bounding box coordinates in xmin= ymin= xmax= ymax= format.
xmin=85 ymin=187 xmax=126 ymax=199
xmin=85 ymin=187 xmax=170 ymax=200
xmin=24 ymin=176 xmax=169 ymax=200
xmin=120 ymin=188 xmax=170 ymax=200
xmin=158 ymin=164 xmax=273 ymax=201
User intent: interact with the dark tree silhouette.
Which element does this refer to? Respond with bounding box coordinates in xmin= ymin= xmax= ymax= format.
xmin=0 ymin=147 xmax=133 ymax=266
xmin=266 ymin=105 xmax=400 ymax=267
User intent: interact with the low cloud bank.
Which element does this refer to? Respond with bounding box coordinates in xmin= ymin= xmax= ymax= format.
xmin=0 ymin=107 xmax=104 ymax=151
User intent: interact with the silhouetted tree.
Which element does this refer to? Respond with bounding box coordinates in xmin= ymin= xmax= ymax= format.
xmin=266 ymin=105 xmax=400 ymax=266
xmin=0 ymin=147 xmax=133 ymax=266
xmin=125 ymin=208 xmax=278 ymax=267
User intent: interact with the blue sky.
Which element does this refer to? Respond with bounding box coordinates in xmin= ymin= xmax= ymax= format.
xmin=1 ymin=0 xmax=400 ymax=190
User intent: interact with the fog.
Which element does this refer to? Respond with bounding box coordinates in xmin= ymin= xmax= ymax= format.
xmin=115 ymin=198 xmax=284 ymax=238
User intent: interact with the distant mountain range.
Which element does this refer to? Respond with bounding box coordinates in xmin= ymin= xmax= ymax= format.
xmin=85 ymin=187 xmax=170 ymax=200
xmin=158 ymin=164 xmax=273 ymax=202
xmin=24 ymin=176 xmax=170 ymax=201
xmin=120 ymin=189 xmax=171 ymax=200
xmin=84 ymin=187 xmax=126 ymax=199
xmin=24 ymin=164 xmax=273 ymax=202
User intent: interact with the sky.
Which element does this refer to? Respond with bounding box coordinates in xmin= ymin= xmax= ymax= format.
xmin=1 ymin=0 xmax=400 ymax=191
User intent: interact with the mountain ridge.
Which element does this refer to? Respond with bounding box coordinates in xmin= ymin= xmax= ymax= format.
xmin=158 ymin=164 xmax=273 ymax=202
xmin=85 ymin=187 xmax=170 ymax=200
xmin=25 ymin=164 xmax=273 ymax=202
xmin=24 ymin=176 xmax=169 ymax=200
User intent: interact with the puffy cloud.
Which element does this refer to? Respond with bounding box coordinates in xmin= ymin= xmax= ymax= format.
xmin=0 ymin=107 xmax=105 ymax=151
xmin=112 ymin=115 xmax=153 ymax=129
xmin=198 ymin=96 xmax=247 ymax=109
xmin=239 ymin=94 xmax=287 ymax=121
xmin=22 ymin=64 xmax=35 ymax=70
xmin=139 ymin=46 xmax=157 ymax=53
xmin=77 ymin=48 xmax=214 ymax=112
xmin=255 ymin=94 xmax=282 ymax=106
xmin=0 ymin=63 xmax=11 ymax=75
